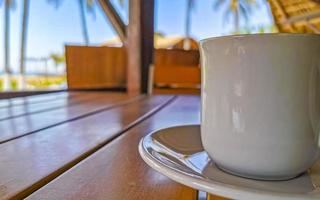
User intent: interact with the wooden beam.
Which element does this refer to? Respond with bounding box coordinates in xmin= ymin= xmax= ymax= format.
xmin=127 ymin=0 xmax=154 ymax=94
xmin=98 ymin=0 xmax=126 ymax=43
xmin=305 ymin=20 xmax=320 ymax=33
xmin=281 ymin=10 xmax=320 ymax=25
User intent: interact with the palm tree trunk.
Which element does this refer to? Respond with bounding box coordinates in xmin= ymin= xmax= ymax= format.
xmin=19 ymin=0 xmax=30 ymax=89
xmin=234 ymin=3 xmax=240 ymax=33
xmin=185 ymin=0 xmax=192 ymax=38
xmin=4 ymin=0 xmax=10 ymax=74
xmin=184 ymin=0 xmax=192 ymax=50
xmin=78 ymin=0 xmax=90 ymax=45
xmin=4 ymin=0 xmax=11 ymax=90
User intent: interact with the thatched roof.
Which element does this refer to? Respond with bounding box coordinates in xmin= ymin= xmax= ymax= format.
xmin=268 ymin=0 xmax=320 ymax=33
xmin=102 ymin=35 xmax=198 ymax=50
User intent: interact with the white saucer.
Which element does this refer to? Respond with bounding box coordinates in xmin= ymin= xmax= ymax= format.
xmin=138 ymin=125 xmax=320 ymax=200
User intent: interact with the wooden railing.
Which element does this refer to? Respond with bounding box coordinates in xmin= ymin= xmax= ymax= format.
xmin=65 ymin=46 xmax=200 ymax=94
xmin=66 ymin=46 xmax=127 ymax=90
xmin=153 ymin=49 xmax=200 ymax=94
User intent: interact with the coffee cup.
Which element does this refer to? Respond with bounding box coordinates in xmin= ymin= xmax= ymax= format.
xmin=199 ymin=34 xmax=320 ymax=180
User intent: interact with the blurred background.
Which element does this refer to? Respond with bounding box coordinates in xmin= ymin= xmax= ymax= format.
xmin=0 ymin=0 xmax=318 ymax=91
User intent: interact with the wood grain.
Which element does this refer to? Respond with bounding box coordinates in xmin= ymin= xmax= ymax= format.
xmin=0 ymin=92 xmax=109 ymax=121
xmin=27 ymin=96 xmax=200 ymax=200
xmin=207 ymin=194 xmax=230 ymax=200
xmin=66 ymin=46 xmax=127 ymax=89
xmin=154 ymin=49 xmax=199 ymax=67
xmin=0 ymin=92 xmax=73 ymax=108
xmin=0 ymin=95 xmax=173 ymax=200
xmin=0 ymin=90 xmax=66 ymax=100
xmin=153 ymin=88 xmax=200 ymax=95
xmin=0 ymin=93 xmax=133 ymax=144
xmin=154 ymin=65 xmax=200 ymax=86
xmin=153 ymin=49 xmax=200 ymax=94
xmin=97 ymin=0 xmax=126 ymax=43
xmin=65 ymin=45 xmax=200 ymax=94
xmin=127 ymin=0 xmax=154 ymax=94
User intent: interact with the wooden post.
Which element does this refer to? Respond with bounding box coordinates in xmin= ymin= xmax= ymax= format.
xmin=95 ymin=0 xmax=154 ymax=94
xmin=127 ymin=0 xmax=154 ymax=94
xmin=97 ymin=0 xmax=126 ymax=43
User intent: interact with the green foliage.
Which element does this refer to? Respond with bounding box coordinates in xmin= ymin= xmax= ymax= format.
xmin=49 ymin=53 xmax=65 ymax=67
xmin=0 ymin=76 xmax=66 ymax=91
xmin=232 ymin=24 xmax=278 ymax=34
xmin=155 ymin=32 xmax=165 ymax=38
xmin=10 ymin=78 xmax=18 ymax=90
xmin=213 ymin=0 xmax=258 ymax=26
xmin=0 ymin=79 xmax=3 ymax=91
xmin=27 ymin=76 xmax=66 ymax=88
xmin=0 ymin=77 xmax=17 ymax=91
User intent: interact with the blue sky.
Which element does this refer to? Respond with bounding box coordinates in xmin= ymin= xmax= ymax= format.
xmin=0 ymin=0 xmax=273 ymax=73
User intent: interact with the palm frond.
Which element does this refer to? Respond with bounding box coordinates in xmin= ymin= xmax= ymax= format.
xmin=117 ymin=0 xmax=125 ymax=8
xmin=239 ymin=3 xmax=249 ymax=22
xmin=230 ymin=0 xmax=238 ymax=11
xmin=86 ymin=0 xmax=96 ymax=19
xmin=47 ymin=0 xmax=63 ymax=9
xmin=213 ymin=0 xmax=259 ymax=30
xmin=212 ymin=0 xmax=225 ymax=10
xmin=222 ymin=7 xmax=233 ymax=25
xmin=245 ymin=0 xmax=256 ymax=5
xmin=188 ymin=0 xmax=196 ymax=11
xmin=87 ymin=0 xmax=95 ymax=6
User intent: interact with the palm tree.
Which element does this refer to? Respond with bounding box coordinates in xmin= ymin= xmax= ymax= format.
xmin=49 ymin=53 xmax=65 ymax=69
xmin=2 ymin=0 xmax=15 ymax=90
xmin=78 ymin=0 xmax=90 ymax=45
xmin=184 ymin=0 xmax=195 ymax=50
xmin=19 ymin=0 xmax=30 ymax=89
xmin=48 ymin=0 xmax=95 ymax=45
xmin=116 ymin=0 xmax=125 ymax=8
xmin=213 ymin=0 xmax=257 ymax=33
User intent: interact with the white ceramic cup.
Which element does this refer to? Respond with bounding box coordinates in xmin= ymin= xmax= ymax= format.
xmin=199 ymin=34 xmax=320 ymax=180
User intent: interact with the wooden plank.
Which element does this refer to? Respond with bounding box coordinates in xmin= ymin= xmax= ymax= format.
xmin=27 ymin=96 xmax=200 ymax=200
xmin=0 ymin=93 xmax=134 ymax=144
xmin=0 ymin=90 xmax=66 ymax=99
xmin=0 ymin=92 xmax=110 ymax=121
xmin=153 ymin=65 xmax=200 ymax=94
xmin=154 ymin=65 xmax=201 ymax=86
xmin=0 ymin=95 xmax=173 ymax=200
xmin=97 ymin=0 xmax=126 ymax=43
xmin=0 ymin=92 xmax=73 ymax=108
xmin=65 ymin=46 xmax=126 ymax=89
xmin=127 ymin=0 xmax=154 ymax=94
xmin=0 ymin=91 xmax=104 ymax=108
xmin=154 ymin=49 xmax=200 ymax=67
xmin=0 ymin=91 xmax=109 ymax=107
xmin=153 ymin=88 xmax=200 ymax=95
xmin=207 ymin=194 xmax=230 ymax=200
xmin=153 ymin=49 xmax=200 ymax=94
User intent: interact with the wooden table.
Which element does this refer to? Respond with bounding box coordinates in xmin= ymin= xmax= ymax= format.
xmin=0 ymin=91 xmax=227 ymax=200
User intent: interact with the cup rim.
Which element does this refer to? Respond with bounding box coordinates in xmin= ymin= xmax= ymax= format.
xmin=199 ymin=33 xmax=320 ymax=45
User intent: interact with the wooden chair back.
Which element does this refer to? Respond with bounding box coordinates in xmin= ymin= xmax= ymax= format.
xmin=152 ymin=49 xmax=201 ymax=94
xmin=65 ymin=46 xmax=201 ymax=94
xmin=66 ymin=45 xmax=126 ymax=90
